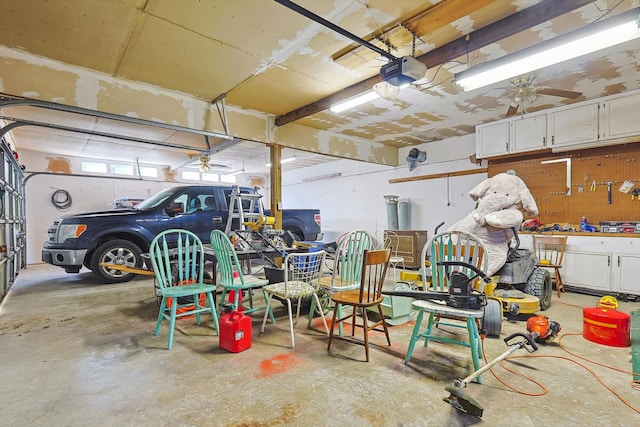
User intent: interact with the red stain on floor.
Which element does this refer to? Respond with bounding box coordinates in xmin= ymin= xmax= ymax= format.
xmin=258 ymin=353 xmax=303 ymax=378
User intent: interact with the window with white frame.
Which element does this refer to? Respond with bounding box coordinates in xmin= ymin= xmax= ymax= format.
xmin=138 ymin=166 xmax=158 ymax=178
xmin=81 ymin=161 xmax=107 ymax=174
xmin=181 ymin=170 xmax=201 ymax=181
xmin=220 ymin=174 xmax=237 ymax=183
xmin=201 ymin=172 xmax=219 ymax=182
xmin=110 ymin=164 xmax=134 ymax=175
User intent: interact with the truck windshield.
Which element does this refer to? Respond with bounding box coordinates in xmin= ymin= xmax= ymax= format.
xmin=135 ymin=188 xmax=174 ymax=210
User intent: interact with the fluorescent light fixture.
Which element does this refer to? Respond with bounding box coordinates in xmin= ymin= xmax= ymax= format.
xmin=227 ymin=169 xmax=244 ymax=176
xmin=265 ymin=156 xmax=296 ymax=167
xmin=455 ymin=9 xmax=640 ymax=92
xmin=330 ymin=91 xmax=380 ymax=113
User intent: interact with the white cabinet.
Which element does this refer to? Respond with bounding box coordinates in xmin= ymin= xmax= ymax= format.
xmin=476 ymin=121 xmax=509 ymax=158
xmin=548 ymin=89 xmax=640 ymax=151
xmin=600 ymin=91 xmax=640 ymax=140
xmin=563 ymin=250 xmax=612 ymax=292
xmin=519 ymin=234 xmax=640 ymax=297
xmin=511 ymin=114 xmax=547 ymax=153
xmin=617 ymin=252 xmax=640 ymax=295
xmin=476 ymin=113 xmax=547 ymax=158
xmin=549 ymin=102 xmax=600 ymax=148
xmin=476 ymin=89 xmax=640 ymax=158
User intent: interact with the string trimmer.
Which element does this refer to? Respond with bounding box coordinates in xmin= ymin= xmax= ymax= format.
xmin=443 ymin=315 xmax=561 ymax=418
xmin=382 ymin=260 xmax=493 ymax=309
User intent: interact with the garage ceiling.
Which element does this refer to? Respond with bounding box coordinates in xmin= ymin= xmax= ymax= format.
xmin=1 ymin=0 xmax=639 ymax=175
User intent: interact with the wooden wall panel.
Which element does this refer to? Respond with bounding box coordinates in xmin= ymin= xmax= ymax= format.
xmin=488 ymin=144 xmax=640 ymax=228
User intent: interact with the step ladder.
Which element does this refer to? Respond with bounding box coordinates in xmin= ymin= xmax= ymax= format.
xmin=224 ymin=186 xmax=265 ymax=236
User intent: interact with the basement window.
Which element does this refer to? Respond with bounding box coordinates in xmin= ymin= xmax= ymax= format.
xmin=220 ymin=174 xmax=237 ymax=184
xmin=81 ymin=161 xmax=107 ymax=174
xmin=201 ymin=172 xmax=219 ymax=182
xmin=110 ymin=164 xmax=133 ymax=175
xmin=138 ymin=166 xmax=157 ymax=178
xmin=181 ymin=170 xmax=200 ymax=181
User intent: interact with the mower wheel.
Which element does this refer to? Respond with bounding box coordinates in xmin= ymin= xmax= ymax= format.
xmin=482 ymin=298 xmax=502 ymax=338
xmin=524 ymin=267 xmax=552 ymax=310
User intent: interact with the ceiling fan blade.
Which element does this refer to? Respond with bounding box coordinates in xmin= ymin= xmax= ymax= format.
xmin=536 ymin=88 xmax=582 ymax=99
xmin=506 ymin=104 xmax=519 ymax=117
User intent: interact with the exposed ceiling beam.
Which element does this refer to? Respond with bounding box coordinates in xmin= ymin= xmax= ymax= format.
xmin=275 ymin=0 xmax=595 ymax=126
xmin=332 ymin=0 xmax=495 ymax=68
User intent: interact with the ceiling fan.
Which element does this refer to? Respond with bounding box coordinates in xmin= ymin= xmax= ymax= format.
xmin=196 ymin=154 xmax=229 ymax=172
xmin=505 ymin=75 xmax=582 ymax=117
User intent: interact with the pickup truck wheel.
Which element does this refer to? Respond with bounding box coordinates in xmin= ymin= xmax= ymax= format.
xmin=90 ymin=239 xmax=143 ymax=283
xmin=285 ymin=230 xmax=304 ymax=243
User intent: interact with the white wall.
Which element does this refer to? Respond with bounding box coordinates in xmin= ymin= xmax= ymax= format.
xmin=23 ymin=133 xmax=487 ymax=264
xmin=282 ymin=134 xmax=487 ymax=243
xmin=22 ymin=150 xmax=262 ymax=264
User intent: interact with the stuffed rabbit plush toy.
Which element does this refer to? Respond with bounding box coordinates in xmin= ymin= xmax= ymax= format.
xmin=448 ymin=172 xmax=539 ymax=276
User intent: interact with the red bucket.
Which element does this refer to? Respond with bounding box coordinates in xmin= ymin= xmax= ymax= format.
xmin=583 ymin=296 xmax=630 ymax=347
xmin=219 ymin=308 xmax=252 ymax=353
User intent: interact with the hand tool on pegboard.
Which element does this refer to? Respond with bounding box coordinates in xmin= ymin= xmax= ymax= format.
xmin=632 ymin=188 xmax=640 ymax=201
xmin=590 ymin=180 xmax=597 ymax=192
xmin=605 ymin=181 xmax=613 ymax=204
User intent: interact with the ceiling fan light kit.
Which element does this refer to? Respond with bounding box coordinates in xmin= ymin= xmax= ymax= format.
xmin=455 ymin=9 xmax=640 ymax=92
xmin=199 ymin=155 xmax=212 ymax=171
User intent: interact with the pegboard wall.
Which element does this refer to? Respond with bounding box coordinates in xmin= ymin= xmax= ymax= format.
xmin=488 ymin=144 xmax=640 ymax=228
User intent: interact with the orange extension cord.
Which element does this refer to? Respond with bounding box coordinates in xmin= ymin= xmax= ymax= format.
xmin=480 ymin=298 xmax=640 ymax=415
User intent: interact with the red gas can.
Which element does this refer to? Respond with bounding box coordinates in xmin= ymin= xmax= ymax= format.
xmin=219 ymin=305 xmax=252 ymax=353
xmin=583 ymin=296 xmax=630 ymax=347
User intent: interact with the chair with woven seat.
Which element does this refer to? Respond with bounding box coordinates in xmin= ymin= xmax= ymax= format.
xmin=327 ymin=248 xmax=392 ymax=362
xmin=404 ymin=230 xmax=490 ymax=379
xmin=149 ymin=229 xmax=219 ymax=350
xmin=532 ymin=235 xmax=567 ymax=297
xmin=384 ymin=230 xmax=405 ymax=279
xmin=307 ymin=229 xmax=373 ymax=335
xmin=209 ymin=229 xmax=275 ymax=322
xmin=260 ymin=250 xmax=329 ymax=347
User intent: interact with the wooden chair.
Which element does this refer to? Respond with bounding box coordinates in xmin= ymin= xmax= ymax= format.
xmin=149 ymin=229 xmax=219 ymax=349
xmin=209 ymin=230 xmax=275 ymax=322
xmin=327 ymin=248 xmax=392 ymax=362
xmin=532 ymin=235 xmax=568 ymax=297
xmin=260 ymin=250 xmax=329 ymax=348
xmin=404 ymin=231 xmax=489 ymax=379
xmin=307 ymin=229 xmax=372 ymax=335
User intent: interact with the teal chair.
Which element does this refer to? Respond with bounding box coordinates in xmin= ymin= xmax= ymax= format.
xmin=404 ymin=231 xmax=489 ymax=380
xmin=209 ymin=230 xmax=275 ymax=322
xmin=308 ymin=229 xmax=372 ymax=335
xmin=149 ymin=229 xmax=219 ymax=350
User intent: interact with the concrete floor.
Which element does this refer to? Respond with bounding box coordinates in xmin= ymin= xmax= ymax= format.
xmin=1 ymin=263 xmax=639 ymax=426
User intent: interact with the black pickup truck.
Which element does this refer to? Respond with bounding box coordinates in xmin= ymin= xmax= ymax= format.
xmin=42 ymin=185 xmax=322 ymax=283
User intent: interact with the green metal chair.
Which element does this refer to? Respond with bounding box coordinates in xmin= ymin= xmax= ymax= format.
xmin=307 ymin=229 xmax=372 ymax=335
xmin=404 ymin=230 xmax=489 ymax=380
xmin=260 ymin=250 xmax=329 ymax=348
xmin=149 ymin=229 xmax=219 ymax=350
xmin=209 ymin=229 xmax=275 ymax=322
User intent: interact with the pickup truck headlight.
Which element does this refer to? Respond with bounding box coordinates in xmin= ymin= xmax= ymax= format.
xmin=58 ymin=224 xmax=87 ymax=243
